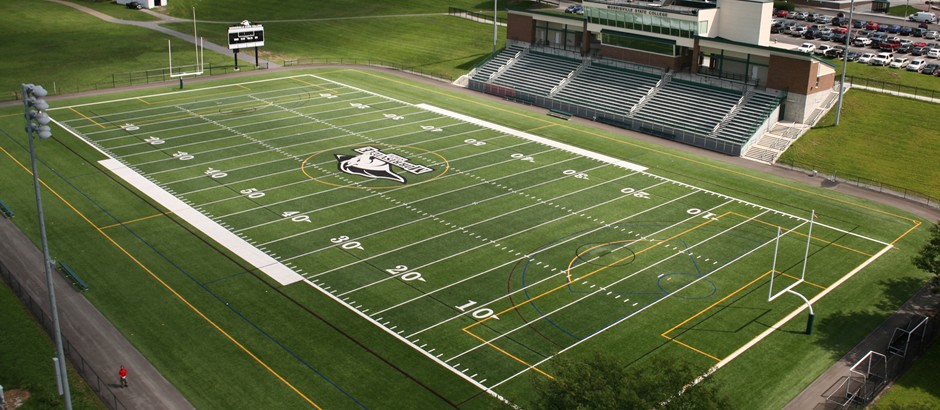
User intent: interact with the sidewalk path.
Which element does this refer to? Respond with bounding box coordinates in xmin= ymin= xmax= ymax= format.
xmin=0 ymin=216 xmax=194 ymax=409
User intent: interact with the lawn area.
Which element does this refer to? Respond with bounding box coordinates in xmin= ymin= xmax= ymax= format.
xmin=65 ymin=0 xmax=160 ymax=21
xmin=778 ymin=89 xmax=940 ymax=202
xmin=166 ymin=0 xmax=517 ymax=21
xmin=873 ymin=335 xmax=940 ymax=409
xmin=0 ymin=275 xmax=104 ymax=409
xmin=0 ymin=0 xmax=234 ymax=99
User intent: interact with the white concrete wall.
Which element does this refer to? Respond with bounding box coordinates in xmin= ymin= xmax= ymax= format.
xmin=715 ymin=0 xmax=772 ymax=46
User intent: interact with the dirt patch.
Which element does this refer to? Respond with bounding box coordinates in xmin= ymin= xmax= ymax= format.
xmin=3 ymin=389 xmax=30 ymax=409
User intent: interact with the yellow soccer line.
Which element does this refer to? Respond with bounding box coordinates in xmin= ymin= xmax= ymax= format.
xmin=136 ymin=97 xmax=151 ymax=105
xmin=661 ymin=270 xmax=772 ymax=338
xmin=100 ymin=212 xmax=172 ymax=230
xmin=670 ymin=339 xmax=721 ymax=362
xmin=0 ymin=145 xmax=322 ymax=409
xmin=733 ymin=212 xmax=874 ymax=257
xmin=779 ymin=273 xmax=826 ymax=290
xmin=461 ymin=328 xmax=555 ymax=379
xmin=68 ymin=107 xmax=106 ymax=129
xmin=891 ymin=219 xmax=922 ymax=246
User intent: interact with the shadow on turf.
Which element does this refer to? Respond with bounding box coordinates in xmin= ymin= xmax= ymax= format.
xmin=811 ymin=276 xmax=930 ymax=360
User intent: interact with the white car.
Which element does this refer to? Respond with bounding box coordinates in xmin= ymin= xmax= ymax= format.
xmin=928 ymin=48 xmax=940 ymax=58
xmin=815 ymin=44 xmax=834 ymax=55
xmin=907 ymin=59 xmax=927 ymax=72
xmin=857 ymin=52 xmax=876 ymax=64
xmin=925 ymin=31 xmax=939 ymax=39
xmin=792 ymin=26 xmax=808 ymax=37
xmin=889 ymin=57 xmax=910 ymax=68
xmin=869 ymin=52 xmax=894 ymax=66
xmin=797 ymin=42 xmax=816 ymax=53
xmin=853 ymin=37 xmax=872 ymax=47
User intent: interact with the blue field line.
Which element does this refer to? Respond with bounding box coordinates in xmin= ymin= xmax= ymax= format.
xmin=0 ymin=128 xmax=369 ymax=409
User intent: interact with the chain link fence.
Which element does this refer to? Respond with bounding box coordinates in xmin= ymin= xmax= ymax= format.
xmin=0 ymin=260 xmax=128 ymax=410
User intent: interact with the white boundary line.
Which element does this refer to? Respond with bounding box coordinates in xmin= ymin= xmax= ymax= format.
xmin=705 ymin=243 xmax=894 ymax=375
xmin=417 ymin=103 xmax=649 ymax=173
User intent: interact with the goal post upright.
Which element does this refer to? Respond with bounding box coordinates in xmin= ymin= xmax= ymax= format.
xmin=768 ymin=209 xmax=817 ymax=335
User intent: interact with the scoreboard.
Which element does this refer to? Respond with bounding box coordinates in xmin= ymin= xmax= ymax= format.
xmin=228 ymin=21 xmax=265 ymax=50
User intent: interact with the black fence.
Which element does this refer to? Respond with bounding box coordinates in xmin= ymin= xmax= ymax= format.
xmin=775 ymin=157 xmax=939 ymax=209
xmin=448 ymin=7 xmax=507 ymax=25
xmin=7 ymin=63 xmax=265 ymax=102
xmin=0 ymin=260 xmax=128 ymax=410
xmin=282 ymin=58 xmax=458 ymax=82
xmin=844 ymin=76 xmax=940 ymax=101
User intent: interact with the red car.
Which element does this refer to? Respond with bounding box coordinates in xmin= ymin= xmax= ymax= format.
xmin=776 ymin=9 xmax=789 ymax=18
xmin=866 ymin=21 xmax=879 ymax=30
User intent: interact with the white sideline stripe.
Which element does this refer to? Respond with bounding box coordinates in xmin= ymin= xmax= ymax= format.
xmin=98 ymin=158 xmax=304 ymax=286
xmin=705 ymin=243 xmax=894 ymax=376
xmin=416 ymin=103 xmax=648 ymax=173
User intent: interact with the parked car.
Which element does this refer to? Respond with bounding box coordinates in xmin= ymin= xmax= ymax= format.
xmin=797 ymin=42 xmax=816 ymax=53
xmin=858 ymin=52 xmax=876 ymax=63
xmin=825 ymin=46 xmax=846 ymax=58
xmin=866 ymin=21 xmax=879 ymax=31
xmin=853 ymin=37 xmax=872 ymax=46
xmin=816 ymin=15 xmax=833 ymax=24
xmin=126 ymin=1 xmax=143 ymax=9
xmin=845 ymin=51 xmax=862 ymax=61
xmin=925 ymin=31 xmax=939 ymax=39
xmin=928 ymin=48 xmax=940 ymax=58
xmin=922 ymin=63 xmax=940 ymax=74
xmin=909 ymin=12 xmax=937 ymax=23
xmin=852 ymin=19 xmax=865 ymax=29
xmin=804 ymin=28 xmax=822 ymax=39
xmin=888 ymin=57 xmax=910 ymax=68
xmin=897 ymin=43 xmax=914 ymax=54
xmin=880 ymin=39 xmax=902 ymax=51
xmin=816 ymin=44 xmax=835 ymax=55
xmin=795 ymin=11 xmax=810 ymax=20
xmin=907 ymin=59 xmax=927 ymax=71
xmin=869 ymin=52 xmax=894 ymax=66
xmin=900 ymin=26 xmax=914 ymax=36
xmin=791 ymin=25 xmax=808 ymax=37
xmin=887 ymin=25 xmax=902 ymax=34
xmin=776 ymin=9 xmax=790 ymax=18
xmin=913 ymin=28 xmax=928 ymax=37
xmin=564 ymin=4 xmax=582 ymax=13
xmin=912 ymin=45 xmax=931 ymax=56
xmin=831 ymin=32 xmax=848 ymax=43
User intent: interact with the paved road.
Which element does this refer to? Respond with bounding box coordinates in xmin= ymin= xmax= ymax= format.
xmin=0 ymin=216 xmax=194 ymax=409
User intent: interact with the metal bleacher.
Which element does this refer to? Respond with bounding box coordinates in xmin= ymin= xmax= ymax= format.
xmin=717 ymin=92 xmax=782 ymax=144
xmin=471 ymin=45 xmax=525 ymax=82
xmin=633 ymin=80 xmax=742 ymax=137
xmin=554 ymin=62 xmax=660 ymax=115
xmin=467 ymin=46 xmax=784 ymax=156
xmin=492 ymin=52 xmax=581 ymax=96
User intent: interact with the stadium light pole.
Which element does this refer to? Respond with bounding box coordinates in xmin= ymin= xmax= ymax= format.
xmin=834 ymin=0 xmax=855 ymax=126
xmin=493 ymin=0 xmax=498 ymax=54
xmin=22 ymin=83 xmax=73 ymax=410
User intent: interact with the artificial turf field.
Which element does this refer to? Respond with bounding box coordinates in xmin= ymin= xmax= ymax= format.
xmin=0 ymin=68 xmax=929 ymax=409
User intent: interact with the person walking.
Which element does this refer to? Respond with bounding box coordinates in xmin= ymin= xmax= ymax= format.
xmin=119 ymin=366 xmax=128 ymax=388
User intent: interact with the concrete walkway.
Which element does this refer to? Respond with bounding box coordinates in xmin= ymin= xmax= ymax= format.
xmin=0 ymin=216 xmax=194 ymax=410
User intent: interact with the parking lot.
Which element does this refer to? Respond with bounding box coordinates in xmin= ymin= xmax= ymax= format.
xmin=771 ymin=9 xmax=940 ymax=75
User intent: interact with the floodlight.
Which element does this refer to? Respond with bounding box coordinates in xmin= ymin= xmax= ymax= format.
xmin=34 ymin=111 xmax=50 ymax=125
xmin=35 ymin=125 xmax=52 ymax=139
xmin=30 ymin=98 xmax=49 ymax=111
xmin=31 ymin=85 xmax=48 ymax=98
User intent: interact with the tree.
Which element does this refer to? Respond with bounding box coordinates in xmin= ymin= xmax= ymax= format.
xmin=531 ymin=352 xmax=730 ymax=410
xmin=912 ymin=220 xmax=940 ymax=279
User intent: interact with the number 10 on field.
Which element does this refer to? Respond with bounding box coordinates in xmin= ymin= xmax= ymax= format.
xmin=456 ymin=300 xmax=499 ymax=320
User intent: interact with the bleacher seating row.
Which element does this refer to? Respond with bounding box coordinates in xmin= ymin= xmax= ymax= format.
xmin=493 ymin=52 xmax=581 ymax=96
xmin=471 ymin=47 xmax=782 ymax=154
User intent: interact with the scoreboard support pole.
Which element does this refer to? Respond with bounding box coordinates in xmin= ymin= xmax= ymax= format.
xmin=234 ymin=48 xmax=240 ymax=71
xmin=255 ymin=46 xmax=259 ymax=68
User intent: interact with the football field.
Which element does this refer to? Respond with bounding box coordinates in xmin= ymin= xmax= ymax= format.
xmin=44 ymin=73 xmax=908 ymax=406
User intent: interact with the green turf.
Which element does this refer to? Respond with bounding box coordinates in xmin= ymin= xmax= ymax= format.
xmin=167 ymin=0 xmax=514 ymax=21
xmin=778 ymin=89 xmax=940 ymax=201
xmin=816 ymin=55 xmax=940 ymax=93
xmin=0 ymin=68 xmax=931 ymax=408
xmin=65 ymin=0 xmax=161 ymax=22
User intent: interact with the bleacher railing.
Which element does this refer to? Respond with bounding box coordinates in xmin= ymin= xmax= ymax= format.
xmin=0 ymin=259 xmax=128 ymax=410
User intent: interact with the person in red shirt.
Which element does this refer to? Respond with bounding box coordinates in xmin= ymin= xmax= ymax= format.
xmin=119 ymin=366 xmax=128 ymax=388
